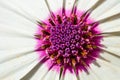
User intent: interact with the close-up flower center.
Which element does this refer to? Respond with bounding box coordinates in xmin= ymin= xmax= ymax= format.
xmin=36 ymin=10 xmax=102 ymax=74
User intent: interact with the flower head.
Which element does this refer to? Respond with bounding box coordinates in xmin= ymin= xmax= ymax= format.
xmin=36 ymin=7 xmax=102 ymax=76
xmin=0 ymin=0 xmax=120 ymax=80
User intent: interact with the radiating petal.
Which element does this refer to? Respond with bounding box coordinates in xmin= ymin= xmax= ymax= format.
xmin=44 ymin=0 xmax=62 ymax=13
xmin=64 ymin=70 xmax=76 ymax=80
xmin=99 ymin=19 xmax=120 ymax=32
xmin=6 ymin=0 xmax=49 ymax=20
xmin=0 ymin=37 xmax=35 ymax=50
xmin=0 ymin=52 xmax=38 ymax=79
xmin=90 ymin=0 xmax=120 ymax=19
xmin=80 ymin=71 xmax=89 ymax=80
xmin=96 ymin=3 xmax=120 ymax=21
xmin=77 ymin=0 xmax=97 ymax=11
xmin=0 ymin=47 xmax=34 ymax=64
xmin=66 ymin=0 xmax=74 ymax=10
xmin=2 ymin=60 xmax=39 ymax=80
xmin=102 ymin=37 xmax=120 ymax=48
xmin=90 ymin=59 xmax=120 ymax=80
xmin=43 ymin=70 xmax=58 ymax=80
xmin=100 ymin=50 xmax=120 ymax=67
xmin=30 ymin=63 xmax=48 ymax=80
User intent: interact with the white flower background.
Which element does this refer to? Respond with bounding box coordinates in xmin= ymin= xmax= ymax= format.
xmin=0 ymin=0 xmax=120 ymax=80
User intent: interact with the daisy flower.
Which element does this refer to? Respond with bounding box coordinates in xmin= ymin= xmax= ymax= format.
xmin=0 ymin=0 xmax=120 ymax=80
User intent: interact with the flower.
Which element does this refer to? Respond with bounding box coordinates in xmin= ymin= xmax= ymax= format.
xmin=0 ymin=0 xmax=120 ymax=80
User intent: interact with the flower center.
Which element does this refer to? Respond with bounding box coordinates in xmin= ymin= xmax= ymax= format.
xmin=35 ymin=10 xmax=102 ymax=74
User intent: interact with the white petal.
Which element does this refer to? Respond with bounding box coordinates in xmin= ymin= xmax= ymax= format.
xmin=0 ymin=37 xmax=36 ymax=49
xmin=2 ymin=60 xmax=39 ymax=80
xmin=102 ymin=37 xmax=120 ymax=48
xmin=0 ymin=52 xmax=38 ymax=79
xmin=30 ymin=63 xmax=48 ymax=80
xmin=44 ymin=0 xmax=62 ymax=13
xmin=0 ymin=47 xmax=35 ymax=63
xmin=0 ymin=1 xmax=37 ymax=50
xmin=4 ymin=0 xmax=49 ymax=20
xmin=0 ymin=0 xmax=38 ymax=24
xmin=0 ymin=8 xmax=36 ymax=49
xmin=96 ymin=3 xmax=120 ymax=21
xmin=104 ymin=47 xmax=120 ymax=55
xmin=90 ymin=0 xmax=120 ymax=19
xmin=64 ymin=70 xmax=76 ymax=80
xmin=77 ymin=0 xmax=97 ymax=11
xmin=100 ymin=51 xmax=120 ymax=67
xmin=99 ymin=19 xmax=120 ymax=32
xmin=91 ymin=59 xmax=120 ymax=80
xmin=101 ymin=36 xmax=120 ymax=68
xmin=66 ymin=0 xmax=74 ymax=10
xmin=87 ymin=69 xmax=99 ymax=80
xmin=43 ymin=70 xmax=58 ymax=80
xmin=81 ymin=71 xmax=90 ymax=80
